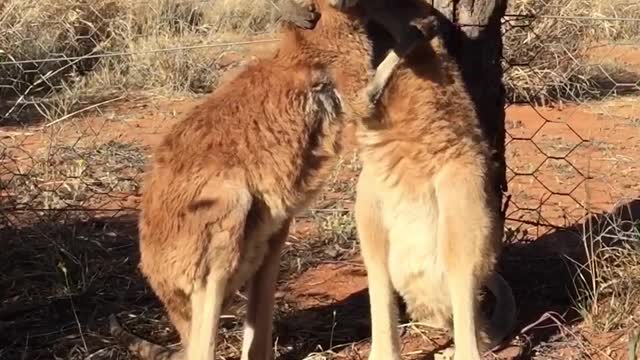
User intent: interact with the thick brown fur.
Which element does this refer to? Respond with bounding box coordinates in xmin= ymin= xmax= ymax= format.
xmin=287 ymin=0 xmax=439 ymax=104
xmin=109 ymin=1 xmax=382 ymax=359
xmin=347 ymin=1 xmax=517 ymax=359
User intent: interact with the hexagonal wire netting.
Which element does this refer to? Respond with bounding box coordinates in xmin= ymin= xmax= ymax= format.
xmin=1 ymin=1 xmax=639 ymax=232
xmin=0 ymin=1 xmax=639 ymax=358
xmin=0 ymin=0 xmax=287 ymax=228
xmin=501 ymin=3 xmax=640 ymax=236
xmin=0 ymin=3 xmax=285 ymax=356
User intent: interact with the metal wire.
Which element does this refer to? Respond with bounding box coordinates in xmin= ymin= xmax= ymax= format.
xmin=0 ymin=39 xmax=279 ymax=66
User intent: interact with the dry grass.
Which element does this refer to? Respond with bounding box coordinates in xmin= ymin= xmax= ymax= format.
xmin=2 ymin=140 xmax=145 ymax=210
xmin=1 ymin=0 xmax=639 ymax=122
xmin=502 ymin=199 xmax=640 ymax=359
xmin=504 ymin=0 xmax=640 ymax=105
xmin=0 ymin=0 xmax=286 ymax=123
xmin=2 ymin=137 xmax=640 ymax=359
xmin=0 ymin=145 xmax=364 ymax=359
xmin=572 ymin=203 xmax=640 ymax=334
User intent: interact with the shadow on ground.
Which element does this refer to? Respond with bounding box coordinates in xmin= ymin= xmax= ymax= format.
xmin=1 ymin=199 xmax=638 ymax=359
xmin=499 ymin=199 xmax=640 ymax=358
xmin=274 ymin=199 xmax=640 ymax=360
xmin=0 ymin=212 xmax=163 ymax=360
xmin=275 ymin=288 xmax=372 ymax=360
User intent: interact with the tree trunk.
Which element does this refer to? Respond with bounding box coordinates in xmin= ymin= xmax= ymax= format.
xmin=367 ymin=0 xmax=508 ymax=218
xmin=432 ymin=0 xmax=508 ymax=210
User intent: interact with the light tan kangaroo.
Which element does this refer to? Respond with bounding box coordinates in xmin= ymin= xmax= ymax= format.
xmin=334 ymin=1 xmax=517 ymax=360
xmin=108 ymin=1 xmax=431 ymax=360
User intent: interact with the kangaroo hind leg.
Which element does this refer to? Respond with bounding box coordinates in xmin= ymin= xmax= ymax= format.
xmin=187 ymin=180 xmax=253 ymax=360
xmin=355 ymin=171 xmax=401 ymax=360
xmin=435 ymin=162 xmax=499 ymax=360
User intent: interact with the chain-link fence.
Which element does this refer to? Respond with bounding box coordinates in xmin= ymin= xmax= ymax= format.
xmin=1 ymin=0 xmax=640 ymax=359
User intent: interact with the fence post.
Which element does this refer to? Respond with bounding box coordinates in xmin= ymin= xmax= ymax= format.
xmin=432 ymin=0 xmax=508 ymax=217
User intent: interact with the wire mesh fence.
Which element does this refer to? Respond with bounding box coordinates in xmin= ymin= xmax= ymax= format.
xmin=2 ymin=1 xmax=638 ymax=229
xmin=1 ymin=0 xmax=640 ymax=358
xmin=0 ymin=0 xmax=288 ymax=125
xmin=0 ymin=2 xmax=285 ymax=357
xmin=501 ymin=0 xmax=640 ymax=236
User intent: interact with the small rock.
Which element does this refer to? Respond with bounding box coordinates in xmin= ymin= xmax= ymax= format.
xmin=493 ymin=344 xmax=524 ymax=359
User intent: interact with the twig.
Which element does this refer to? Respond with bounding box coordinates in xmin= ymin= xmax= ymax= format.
xmin=43 ymin=96 xmax=125 ymax=128
xmin=60 ymin=264 xmax=88 ymax=352
xmin=505 ymin=217 xmax=566 ymax=230
xmin=519 ymin=311 xmax=567 ymax=335
xmin=629 ymin=330 xmax=640 ymax=360
xmin=539 ymin=15 xmax=640 ymax=22
xmin=0 ymin=131 xmax=34 ymax=138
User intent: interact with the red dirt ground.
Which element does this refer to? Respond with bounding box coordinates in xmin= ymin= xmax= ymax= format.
xmin=3 ymin=94 xmax=638 ymax=359
xmin=2 ymin=45 xmax=639 ymax=360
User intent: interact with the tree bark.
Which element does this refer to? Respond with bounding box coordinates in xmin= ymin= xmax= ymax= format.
xmin=432 ymin=0 xmax=508 ymax=205
xmin=367 ymin=0 xmax=508 ymax=217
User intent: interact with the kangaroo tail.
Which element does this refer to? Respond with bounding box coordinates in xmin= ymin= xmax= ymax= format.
xmin=485 ymin=272 xmax=517 ymax=350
